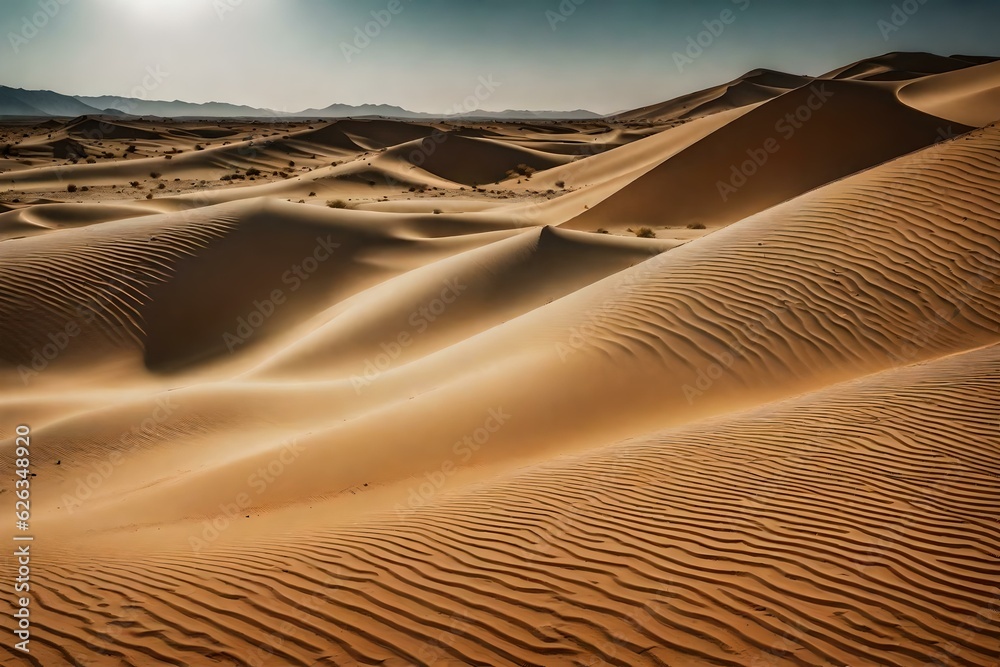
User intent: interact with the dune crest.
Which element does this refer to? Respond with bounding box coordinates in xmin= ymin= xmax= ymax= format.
xmin=3 ymin=51 xmax=999 ymax=666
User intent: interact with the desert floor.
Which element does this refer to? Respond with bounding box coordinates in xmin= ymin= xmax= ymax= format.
xmin=2 ymin=52 xmax=1000 ymax=666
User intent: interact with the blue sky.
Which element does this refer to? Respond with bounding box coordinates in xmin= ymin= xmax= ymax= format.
xmin=1 ymin=0 xmax=997 ymax=113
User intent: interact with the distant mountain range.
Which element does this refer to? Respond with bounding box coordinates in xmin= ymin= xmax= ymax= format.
xmin=0 ymin=86 xmax=121 ymax=117
xmin=0 ymin=85 xmax=602 ymax=120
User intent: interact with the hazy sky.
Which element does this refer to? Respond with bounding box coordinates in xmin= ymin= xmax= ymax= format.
xmin=1 ymin=0 xmax=998 ymax=114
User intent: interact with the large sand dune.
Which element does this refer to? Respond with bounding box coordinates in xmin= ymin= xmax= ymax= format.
xmin=2 ymin=53 xmax=999 ymax=666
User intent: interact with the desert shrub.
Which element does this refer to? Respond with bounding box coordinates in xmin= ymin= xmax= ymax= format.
xmin=635 ymin=227 xmax=656 ymax=238
xmin=687 ymin=222 xmax=706 ymax=229
xmin=164 ymin=155 xmax=173 ymax=160
xmin=555 ymin=180 xmax=565 ymax=188
xmin=80 ymin=186 xmax=89 ymax=192
xmin=220 ymin=175 xmax=232 ymax=181
xmin=150 ymin=172 xmax=160 ymax=179
xmin=129 ymin=181 xmax=140 ymax=187
xmin=288 ymin=160 xmax=295 ymax=167
xmin=126 ymin=145 xmax=137 ymax=153
xmin=66 ymin=184 xmax=77 ymax=192
xmin=595 ymin=228 xmax=609 ymax=234
xmin=195 ymin=144 xmax=204 ymax=151
xmin=85 ymin=158 xmax=96 ymax=164
xmin=327 ymin=199 xmax=348 ymax=208
xmin=433 ymin=208 xmax=442 ymax=214
xmin=145 ymin=193 xmax=153 ymax=199
xmin=308 ymin=191 xmax=316 ymax=197
xmin=245 ymin=167 xmax=261 ymax=177
xmin=157 ymin=183 xmax=165 ymax=189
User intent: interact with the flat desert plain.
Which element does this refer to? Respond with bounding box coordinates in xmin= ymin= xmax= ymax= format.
xmin=2 ymin=52 xmax=1000 ymax=666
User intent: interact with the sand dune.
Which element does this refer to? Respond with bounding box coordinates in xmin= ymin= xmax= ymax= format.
xmin=899 ymin=60 xmax=1000 ymax=126
xmin=12 ymin=340 xmax=1000 ymax=666
xmin=384 ymin=134 xmax=573 ymax=186
xmin=821 ymin=51 xmax=993 ymax=81
xmin=565 ymin=79 xmax=972 ymax=231
xmin=2 ymin=52 xmax=999 ymax=666
xmin=612 ymin=69 xmax=812 ymax=124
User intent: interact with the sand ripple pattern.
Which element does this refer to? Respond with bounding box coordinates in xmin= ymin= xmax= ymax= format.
xmin=12 ymin=344 xmax=1000 ymax=666
xmin=0 ymin=207 xmax=239 ymax=366
xmin=562 ymin=125 xmax=1000 ymax=393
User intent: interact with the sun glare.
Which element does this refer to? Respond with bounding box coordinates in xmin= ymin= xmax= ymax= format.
xmin=118 ymin=0 xmax=208 ymax=22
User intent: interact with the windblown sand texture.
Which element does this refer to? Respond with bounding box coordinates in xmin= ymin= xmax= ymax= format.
xmin=2 ymin=52 xmax=1000 ymax=666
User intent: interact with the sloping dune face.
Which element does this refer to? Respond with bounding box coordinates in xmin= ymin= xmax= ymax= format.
xmin=1 ymin=55 xmax=999 ymax=666
xmin=899 ymin=60 xmax=1000 ymax=126
xmin=25 ymin=344 xmax=1000 ymax=666
xmin=566 ymin=79 xmax=973 ymax=230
